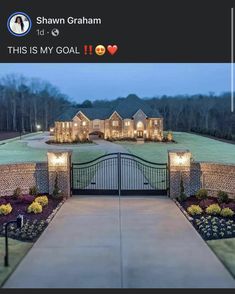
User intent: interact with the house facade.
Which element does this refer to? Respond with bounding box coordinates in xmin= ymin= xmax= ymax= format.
xmin=53 ymin=95 xmax=163 ymax=142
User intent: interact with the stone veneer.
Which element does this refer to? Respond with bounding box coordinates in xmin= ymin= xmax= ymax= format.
xmin=196 ymin=162 xmax=235 ymax=199
xmin=0 ymin=151 xmax=72 ymax=198
xmin=0 ymin=162 xmax=48 ymax=196
xmin=169 ymin=158 xmax=235 ymax=200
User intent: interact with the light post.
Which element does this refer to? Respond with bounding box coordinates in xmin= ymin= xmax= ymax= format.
xmin=4 ymin=215 xmax=24 ymax=267
xmin=36 ymin=124 xmax=41 ymax=132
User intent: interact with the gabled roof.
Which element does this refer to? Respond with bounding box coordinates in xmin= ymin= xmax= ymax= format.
xmin=56 ymin=95 xmax=162 ymax=121
xmin=109 ymin=110 xmax=122 ymax=120
xmin=114 ymin=95 xmax=156 ymax=118
xmin=76 ymin=108 xmax=113 ymax=120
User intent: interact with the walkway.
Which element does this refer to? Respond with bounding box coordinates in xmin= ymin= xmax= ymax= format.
xmin=4 ymin=197 xmax=235 ymax=288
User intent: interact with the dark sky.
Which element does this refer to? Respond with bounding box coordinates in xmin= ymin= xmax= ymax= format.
xmin=0 ymin=63 xmax=231 ymax=102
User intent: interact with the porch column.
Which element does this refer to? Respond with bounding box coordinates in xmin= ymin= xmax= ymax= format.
xmin=47 ymin=150 xmax=72 ymax=199
xmin=168 ymin=149 xmax=192 ymax=198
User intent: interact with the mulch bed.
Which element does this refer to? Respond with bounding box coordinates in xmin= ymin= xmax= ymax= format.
xmin=179 ymin=196 xmax=235 ymax=240
xmin=0 ymin=196 xmax=63 ymax=242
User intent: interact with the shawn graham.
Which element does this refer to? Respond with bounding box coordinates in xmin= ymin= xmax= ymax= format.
xmin=36 ymin=16 xmax=102 ymax=25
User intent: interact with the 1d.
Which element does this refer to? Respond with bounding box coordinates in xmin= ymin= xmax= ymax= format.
xmin=36 ymin=29 xmax=45 ymax=36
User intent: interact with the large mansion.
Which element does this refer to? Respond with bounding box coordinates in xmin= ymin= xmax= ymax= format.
xmin=53 ymin=95 xmax=163 ymax=142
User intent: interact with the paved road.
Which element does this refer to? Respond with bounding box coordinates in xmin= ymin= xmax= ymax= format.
xmin=4 ymin=197 xmax=235 ymax=288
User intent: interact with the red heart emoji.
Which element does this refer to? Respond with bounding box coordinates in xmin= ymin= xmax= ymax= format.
xmin=107 ymin=45 xmax=118 ymax=55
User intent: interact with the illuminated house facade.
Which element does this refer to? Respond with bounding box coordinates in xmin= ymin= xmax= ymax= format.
xmin=53 ymin=95 xmax=163 ymax=142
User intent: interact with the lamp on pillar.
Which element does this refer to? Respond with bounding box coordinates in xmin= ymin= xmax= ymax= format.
xmin=168 ymin=149 xmax=192 ymax=198
xmin=47 ymin=150 xmax=72 ymax=199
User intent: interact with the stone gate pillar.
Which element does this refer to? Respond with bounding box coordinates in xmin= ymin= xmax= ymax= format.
xmin=47 ymin=150 xmax=72 ymax=199
xmin=168 ymin=149 xmax=192 ymax=198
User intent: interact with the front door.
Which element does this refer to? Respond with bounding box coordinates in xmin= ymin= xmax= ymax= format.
xmin=137 ymin=130 xmax=143 ymax=138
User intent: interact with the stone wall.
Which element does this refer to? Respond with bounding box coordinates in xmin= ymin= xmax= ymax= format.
xmin=168 ymin=149 xmax=235 ymax=200
xmin=199 ymin=162 xmax=235 ymax=199
xmin=0 ymin=162 xmax=49 ymax=196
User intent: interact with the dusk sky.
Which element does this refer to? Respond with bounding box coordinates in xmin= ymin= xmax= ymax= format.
xmin=0 ymin=63 xmax=231 ymax=102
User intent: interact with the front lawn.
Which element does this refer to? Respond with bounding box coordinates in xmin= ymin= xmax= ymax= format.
xmin=0 ymin=237 xmax=32 ymax=287
xmin=0 ymin=138 xmax=105 ymax=164
xmin=118 ymin=132 xmax=235 ymax=164
xmin=207 ymin=238 xmax=235 ymax=278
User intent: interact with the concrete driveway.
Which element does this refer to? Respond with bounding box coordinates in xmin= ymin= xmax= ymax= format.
xmin=4 ymin=197 xmax=235 ymax=288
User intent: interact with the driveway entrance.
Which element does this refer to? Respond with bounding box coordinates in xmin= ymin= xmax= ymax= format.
xmin=71 ymin=153 xmax=168 ymax=195
xmin=4 ymin=197 xmax=235 ymax=288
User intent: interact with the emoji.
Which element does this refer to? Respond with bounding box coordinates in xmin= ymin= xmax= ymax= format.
xmin=84 ymin=45 xmax=93 ymax=55
xmin=107 ymin=45 xmax=118 ymax=55
xmin=95 ymin=45 xmax=106 ymax=56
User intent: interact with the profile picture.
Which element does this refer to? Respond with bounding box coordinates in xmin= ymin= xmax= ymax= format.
xmin=7 ymin=12 xmax=32 ymax=36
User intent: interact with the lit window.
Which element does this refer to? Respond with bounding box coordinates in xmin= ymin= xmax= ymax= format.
xmin=154 ymin=120 xmax=158 ymax=126
xmin=112 ymin=121 xmax=119 ymax=127
xmin=66 ymin=122 xmax=70 ymax=128
xmin=137 ymin=121 xmax=143 ymax=129
xmin=74 ymin=123 xmax=78 ymax=127
xmin=125 ymin=121 xmax=130 ymax=126
xmin=82 ymin=121 xmax=86 ymax=126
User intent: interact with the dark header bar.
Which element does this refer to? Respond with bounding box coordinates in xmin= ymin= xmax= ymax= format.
xmin=0 ymin=0 xmax=234 ymax=62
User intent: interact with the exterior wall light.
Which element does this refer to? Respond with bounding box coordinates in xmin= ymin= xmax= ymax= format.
xmin=168 ymin=149 xmax=191 ymax=168
xmin=48 ymin=152 xmax=68 ymax=167
xmin=74 ymin=123 xmax=78 ymax=127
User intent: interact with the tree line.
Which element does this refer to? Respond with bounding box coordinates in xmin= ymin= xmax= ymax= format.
xmin=0 ymin=74 xmax=234 ymax=141
xmin=88 ymin=93 xmax=235 ymax=141
xmin=0 ymin=74 xmax=70 ymax=132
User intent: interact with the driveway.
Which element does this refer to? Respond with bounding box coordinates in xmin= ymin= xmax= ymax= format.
xmin=4 ymin=197 xmax=235 ymax=288
xmin=24 ymin=133 xmax=128 ymax=153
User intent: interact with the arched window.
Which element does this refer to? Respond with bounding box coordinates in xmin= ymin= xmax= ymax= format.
xmin=137 ymin=121 xmax=143 ymax=129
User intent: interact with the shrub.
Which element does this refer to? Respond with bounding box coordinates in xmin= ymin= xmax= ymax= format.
xmin=195 ymin=189 xmax=208 ymax=201
xmin=13 ymin=187 xmax=22 ymax=199
xmin=178 ymin=175 xmax=187 ymax=201
xmin=52 ymin=174 xmax=62 ymax=198
xmin=220 ymin=208 xmax=234 ymax=218
xmin=27 ymin=202 xmax=42 ymax=214
xmin=187 ymin=205 xmax=203 ymax=216
xmin=206 ymin=204 xmax=221 ymax=215
xmin=199 ymin=198 xmax=216 ymax=209
xmin=35 ymin=196 xmax=48 ymax=207
xmin=0 ymin=203 xmax=13 ymax=215
xmin=221 ymin=202 xmax=235 ymax=211
xmin=29 ymin=186 xmax=38 ymax=196
xmin=0 ymin=198 xmax=7 ymax=205
xmin=217 ymin=191 xmax=229 ymax=204
xmin=19 ymin=194 xmax=35 ymax=204
xmin=167 ymin=131 xmax=173 ymax=141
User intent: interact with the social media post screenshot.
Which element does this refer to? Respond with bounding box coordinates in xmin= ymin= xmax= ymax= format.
xmin=0 ymin=0 xmax=235 ymax=291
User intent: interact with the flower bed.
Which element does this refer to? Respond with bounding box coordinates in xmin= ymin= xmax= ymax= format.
xmin=179 ymin=194 xmax=235 ymax=241
xmin=0 ymin=195 xmax=63 ymax=242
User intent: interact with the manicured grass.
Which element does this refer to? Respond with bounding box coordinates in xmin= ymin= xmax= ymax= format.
xmin=207 ymin=238 xmax=235 ymax=278
xmin=0 ymin=139 xmax=105 ymax=164
xmin=0 ymin=237 xmax=32 ymax=287
xmin=118 ymin=132 xmax=235 ymax=164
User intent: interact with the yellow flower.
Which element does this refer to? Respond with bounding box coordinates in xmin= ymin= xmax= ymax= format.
xmin=27 ymin=202 xmax=43 ymax=214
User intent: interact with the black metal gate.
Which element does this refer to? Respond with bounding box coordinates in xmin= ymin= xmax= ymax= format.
xmin=71 ymin=153 xmax=168 ymax=196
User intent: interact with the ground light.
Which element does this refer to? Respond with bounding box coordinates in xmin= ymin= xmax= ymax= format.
xmin=4 ymin=215 xmax=24 ymax=267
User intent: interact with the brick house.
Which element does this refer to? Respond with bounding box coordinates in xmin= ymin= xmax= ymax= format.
xmin=53 ymin=95 xmax=163 ymax=142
